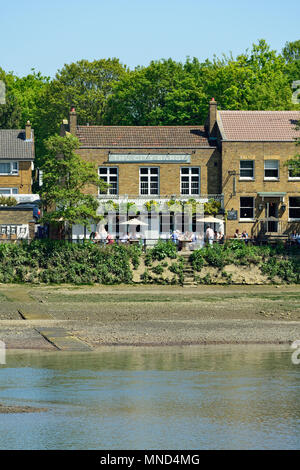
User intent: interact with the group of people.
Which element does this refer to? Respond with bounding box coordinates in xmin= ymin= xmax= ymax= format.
xmin=205 ymin=226 xmax=224 ymax=245
xmin=171 ymin=227 xmax=224 ymax=247
xmin=233 ymin=229 xmax=249 ymax=240
xmin=90 ymin=230 xmax=115 ymax=245
xmin=291 ymin=230 xmax=300 ymax=246
xmin=90 ymin=230 xmax=143 ymax=245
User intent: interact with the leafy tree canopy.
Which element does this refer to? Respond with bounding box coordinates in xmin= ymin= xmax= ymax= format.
xmin=0 ymin=67 xmax=22 ymax=128
xmin=34 ymin=58 xmax=128 ymax=163
xmin=40 ymin=134 xmax=107 ymax=229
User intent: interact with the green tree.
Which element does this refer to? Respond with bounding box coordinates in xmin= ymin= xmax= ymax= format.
xmin=104 ymin=41 xmax=297 ymax=126
xmin=282 ymin=40 xmax=300 ymax=62
xmin=35 ymin=58 xmax=128 ymax=164
xmin=0 ymin=68 xmax=22 ymax=128
xmin=40 ymin=134 xmax=107 ymax=237
xmin=199 ymin=40 xmax=295 ymax=111
xmin=286 ymin=127 xmax=300 ymax=177
xmin=104 ymin=58 xmax=207 ymax=125
xmin=5 ymin=69 xmax=50 ymax=127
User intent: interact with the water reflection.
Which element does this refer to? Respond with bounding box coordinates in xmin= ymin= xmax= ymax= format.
xmin=0 ymin=345 xmax=299 ymax=450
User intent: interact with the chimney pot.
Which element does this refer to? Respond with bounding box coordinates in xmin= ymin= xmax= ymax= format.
xmin=25 ymin=120 xmax=32 ymax=140
xmin=69 ymin=107 xmax=77 ymax=135
xmin=209 ymin=99 xmax=217 ymax=136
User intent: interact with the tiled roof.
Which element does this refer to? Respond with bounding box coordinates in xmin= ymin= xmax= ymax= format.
xmin=218 ymin=110 xmax=300 ymax=141
xmin=0 ymin=130 xmax=34 ymax=160
xmin=76 ymin=126 xmax=211 ymax=148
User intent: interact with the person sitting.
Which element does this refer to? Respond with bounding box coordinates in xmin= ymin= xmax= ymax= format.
xmin=234 ymin=229 xmax=241 ymax=239
xmin=106 ymin=233 xmax=114 ymax=245
xmin=217 ymin=231 xmax=224 ymax=243
xmin=241 ymin=231 xmax=249 ymax=239
xmin=291 ymin=230 xmax=300 ymax=246
xmin=120 ymin=233 xmax=129 ymax=244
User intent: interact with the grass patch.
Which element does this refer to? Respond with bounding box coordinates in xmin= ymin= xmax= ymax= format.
xmin=0 ymin=292 xmax=10 ymax=301
xmin=42 ymin=293 xmax=194 ymax=303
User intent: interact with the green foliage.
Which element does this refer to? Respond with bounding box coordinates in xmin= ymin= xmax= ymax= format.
xmin=148 ymin=240 xmax=178 ymax=261
xmin=40 ymin=134 xmax=107 ymax=230
xmin=286 ymin=133 xmax=300 ymax=177
xmin=144 ymin=200 xmax=160 ymax=212
xmin=260 ymin=257 xmax=299 ymax=283
xmin=0 ymin=196 xmax=17 ymax=206
xmin=282 ymin=40 xmax=300 ymax=63
xmin=0 ymin=241 xmax=140 ymax=285
xmin=0 ymin=68 xmax=22 ymax=128
xmin=204 ymin=199 xmax=222 ymax=215
xmin=2 ymin=39 xmax=299 ymax=165
xmin=33 ymin=59 xmax=127 ymax=164
xmin=0 ymin=239 xmax=298 ymax=286
xmin=190 ymin=240 xmax=299 ymax=283
xmin=151 ymin=264 xmax=164 ymax=275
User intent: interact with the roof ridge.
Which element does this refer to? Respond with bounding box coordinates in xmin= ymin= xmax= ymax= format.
xmin=219 ymin=110 xmax=300 ymax=113
xmin=76 ymin=125 xmax=205 ymax=128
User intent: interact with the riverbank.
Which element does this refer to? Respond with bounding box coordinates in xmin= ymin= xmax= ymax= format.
xmin=0 ymin=284 xmax=299 ymax=348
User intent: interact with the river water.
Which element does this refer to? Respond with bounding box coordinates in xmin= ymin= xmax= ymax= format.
xmin=0 ymin=345 xmax=299 ymax=450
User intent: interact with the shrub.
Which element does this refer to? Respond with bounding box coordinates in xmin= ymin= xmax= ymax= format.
xmin=147 ymin=240 xmax=177 ymax=261
xmin=151 ymin=264 xmax=164 ymax=275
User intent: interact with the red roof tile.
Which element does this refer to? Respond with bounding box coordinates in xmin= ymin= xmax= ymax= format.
xmin=218 ymin=110 xmax=300 ymax=141
xmin=76 ymin=126 xmax=211 ymax=148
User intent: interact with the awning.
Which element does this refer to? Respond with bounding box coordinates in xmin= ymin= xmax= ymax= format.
xmin=196 ymin=216 xmax=224 ymax=223
xmin=258 ymin=192 xmax=286 ymax=201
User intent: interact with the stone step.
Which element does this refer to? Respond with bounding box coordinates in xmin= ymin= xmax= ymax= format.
xmin=18 ymin=310 xmax=53 ymax=320
xmin=36 ymin=327 xmax=92 ymax=352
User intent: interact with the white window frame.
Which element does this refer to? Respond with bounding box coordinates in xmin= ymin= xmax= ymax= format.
xmin=240 ymin=160 xmax=254 ymax=180
xmin=139 ymin=167 xmax=159 ymax=196
xmin=264 ymin=160 xmax=279 ymax=181
xmin=180 ymin=167 xmax=200 ymax=195
xmin=0 ymin=188 xmax=19 ymax=195
xmin=288 ymin=197 xmax=300 ymax=221
xmin=98 ymin=167 xmax=118 ymax=195
xmin=240 ymin=197 xmax=255 ymax=221
xmin=288 ymin=166 xmax=300 ymax=181
xmin=0 ymin=161 xmax=19 ymax=176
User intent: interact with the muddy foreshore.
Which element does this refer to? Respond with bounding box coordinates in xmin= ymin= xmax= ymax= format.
xmin=0 ymin=284 xmax=300 ymax=348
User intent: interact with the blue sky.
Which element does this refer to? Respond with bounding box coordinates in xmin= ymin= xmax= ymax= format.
xmin=1 ymin=0 xmax=299 ymax=77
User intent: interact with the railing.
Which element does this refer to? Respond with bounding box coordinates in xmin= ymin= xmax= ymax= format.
xmin=97 ymin=194 xmax=224 ymax=207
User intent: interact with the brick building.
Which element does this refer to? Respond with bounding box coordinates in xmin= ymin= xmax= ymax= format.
xmin=0 ymin=121 xmax=34 ymax=196
xmin=0 ymin=121 xmax=38 ymax=239
xmin=65 ymin=107 xmax=223 ymax=241
xmin=63 ymin=102 xmax=300 ymax=240
xmin=210 ymin=105 xmax=300 ymax=237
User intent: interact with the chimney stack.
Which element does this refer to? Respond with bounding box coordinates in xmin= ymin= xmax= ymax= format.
xmin=209 ymin=98 xmax=217 ymax=136
xmin=25 ymin=120 xmax=32 ymax=140
xmin=60 ymin=119 xmax=69 ymax=137
xmin=69 ymin=106 xmax=77 ymax=135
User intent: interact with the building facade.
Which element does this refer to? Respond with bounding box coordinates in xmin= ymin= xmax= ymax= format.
xmin=65 ymin=107 xmax=223 ymax=241
xmin=214 ymin=109 xmax=300 ymax=237
xmin=63 ymin=101 xmax=300 ymax=240
xmin=0 ymin=121 xmax=35 ymax=197
xmin=0 ymin=121 xmax=38 ymax=239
